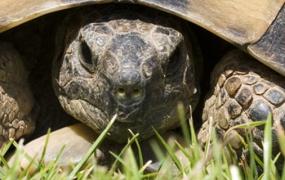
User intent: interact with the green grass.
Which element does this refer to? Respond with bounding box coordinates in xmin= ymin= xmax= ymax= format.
xmin=1 ymin=110 xmax=285 ymax=179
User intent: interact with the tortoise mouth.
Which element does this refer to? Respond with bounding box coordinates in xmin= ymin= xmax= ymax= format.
xmin=59 ymin=93 xmax=179 ymax=142
xmin=115 ymin=101 xmax=144 ymax=123
xmin=116 ymin=107 xmax=140 ymax=123
xmin=108 ymin=105 xmax=179 ymax=142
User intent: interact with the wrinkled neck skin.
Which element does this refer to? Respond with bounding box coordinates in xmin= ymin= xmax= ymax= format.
xmin=53 ymin=5 xmax=199 ymax=143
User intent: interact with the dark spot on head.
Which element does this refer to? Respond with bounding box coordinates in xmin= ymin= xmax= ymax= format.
xmin=155 ymin=27 xmax=170 ymax=35
xmin=94 ymin=24 xmax=113 ymax=35
xmin=142 ymin=59 xmax=156 ymax=78
xmin=80 ymin=41 xmax=93 ymax=65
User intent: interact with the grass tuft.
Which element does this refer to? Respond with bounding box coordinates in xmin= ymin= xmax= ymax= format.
xmin=1 ymin=112 xmax=285 ymax=179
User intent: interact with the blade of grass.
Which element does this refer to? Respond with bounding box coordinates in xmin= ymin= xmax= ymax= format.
xmin=153 ymin=128 xmax=183 ymax=173
xmin=39 ymin=129 xmax=51 ymax=167
xmin=263 ymin=114 xmax=272 ymax=180
xmin=204 ymin=117 xmax=214 ymax=160
xmin=0 ymin=139 xmax=14 ymax=169
xmin=188 ymin=115 xmax=201 ymax=163
xmin=246 ymin=129 xmax=257 ymax=180
xmin=129 ymin=130 xmax=143 ymax=169
xmin=211 ymin=130 xmax=223 ymax=179
xmin=230 ymin=165 xmax=242 ymax=180
xmin=68 ymin=114 xmax=117 ymax=180
xmin=12 ymin=140 xmax=41 ymax=176
xmin=139 ymin=160 xmax=152 ymax=173
xmin=188 ymin=105 xmax=198 ymax=146
xmin=282 ymin=163 xmax=285 ymax=180
xmin=276 ymin=119 xmax=285 ymax=157
xmin=123 ymin=147 xmax=141 ymax=180
xmin=109 ymin=133 xmax=139 ymax=173
xmin=6 ymin=139 xmax=25 ymax=180
xmin=150 ymin=140 xmax=165 ymax=163
xmin=142 ymin=172 xmax=158 ymax=179
xmin=1 ymin=139 xmax=14 ymax=156
xmin=110 ymin=152 xmax=127 ymax=170
xmin=44 ymin=145 xmax=66 ymax=179
xmin=224 ymin=121 xmax=266 ymax=138
xmin=177 ymin=103 xmax=191 ymax=145
xmin=78 ymin=165 xmax=94 ymax=180
xmin=175 ymin=141 xmax=191 ymax=162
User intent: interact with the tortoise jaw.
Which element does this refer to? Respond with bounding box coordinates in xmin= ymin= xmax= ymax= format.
xmin=116 ymin=105 xmax=141 ymax=123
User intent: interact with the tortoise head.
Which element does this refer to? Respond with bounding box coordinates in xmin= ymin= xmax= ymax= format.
xmin=54 ymin=9 xmax=198 ymax=142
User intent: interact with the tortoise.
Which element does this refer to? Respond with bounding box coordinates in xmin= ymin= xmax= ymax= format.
xmin=1 ymin=0 xmax=285 ymax=167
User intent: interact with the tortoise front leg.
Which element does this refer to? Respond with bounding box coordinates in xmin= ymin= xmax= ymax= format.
xmin=199 ymin=50 xmax=285 ymax=156
xmin=0 ymin=42 xmax=35 ymax=145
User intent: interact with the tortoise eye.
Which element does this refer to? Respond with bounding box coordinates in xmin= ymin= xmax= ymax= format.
xmin=79 ymin=41 xmax=97 ymax=72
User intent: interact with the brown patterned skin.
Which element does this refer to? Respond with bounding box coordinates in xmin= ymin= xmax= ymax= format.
xmin=199 ymin=50 xmax=285 ymax=155
xmin=53 ymin=7 xmax=199 ymax=143
xmin=0 ymin=42 xmax=35 ymax=145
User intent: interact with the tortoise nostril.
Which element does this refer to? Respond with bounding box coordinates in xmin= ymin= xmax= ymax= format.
xmin=132 ymin=88 xmax=142 ymax=98
xmin=118 ymin=87 xmax=125 ymax=94
xmin=114 ymin=70 xmax=145 ymax=105
xmin=116 ymin=87 xmax=126 ymax=99
xmin=114 ymin=86 xmax=144 ymax=105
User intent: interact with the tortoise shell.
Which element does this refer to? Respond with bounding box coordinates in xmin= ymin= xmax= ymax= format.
xmin=0 ymin=0 xmax=285 ymax=76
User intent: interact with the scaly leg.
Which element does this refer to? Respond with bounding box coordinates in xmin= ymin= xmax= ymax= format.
xmin=199 ymin=50 xmax=285 ymax=156
xmin=0 ymin=42 xmax=35 ymax=145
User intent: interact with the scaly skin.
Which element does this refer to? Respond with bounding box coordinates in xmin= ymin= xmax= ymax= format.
xmin=53 ymin=6 xmax=199 ymax=143
xmin=0 ymin=42 xmax=35 ymax=145
xmin=199 ymin=50 xmax=285 ymax=156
